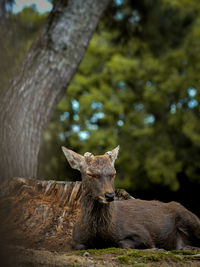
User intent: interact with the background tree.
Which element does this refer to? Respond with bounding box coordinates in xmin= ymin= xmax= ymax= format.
xmin=1 ymin=0 xmax=200 ymax=215
xmin=0 ymin=4 xmax=47 ymax=97
xmin=38 ymin=0 xmax=200 ymax=215
xmin=0 ymin=0 xmax=111 ymax=182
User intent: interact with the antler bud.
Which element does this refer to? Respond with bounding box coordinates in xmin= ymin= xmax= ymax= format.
xmin=105 ymin=151 xmax=113 ymax=158
xmin=84 ymin=152 xmax=94 ymax=163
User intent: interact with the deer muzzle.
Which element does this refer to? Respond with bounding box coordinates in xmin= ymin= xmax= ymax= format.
xmin=105 ymin=192 xmax=115 ymax=202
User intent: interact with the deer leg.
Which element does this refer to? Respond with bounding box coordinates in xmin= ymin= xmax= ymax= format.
xmin=181 ymin=245 xmax=200 ymax=252
xmin=118 ymin=239 xmax=136 ymax=249
xmin=72 ymin=243 xmax=86 ymax=250
xmin=72 ymin=222 xmax=89 ymax=250
xmin=180 ymin=212 xmax=200 ymax=247
xmin=118 ymin=238 xmax=154 ymax=249
xmin=118 ymin=230 xmax=155 ymax=249
xmin=171 ymin=202 xmax=200 ymax=248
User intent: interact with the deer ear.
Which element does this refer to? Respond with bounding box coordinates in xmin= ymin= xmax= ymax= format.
xmin=105 ymin=145 xmax=120 ymax=166
xmin=62 ymin=146 xmax=84 ymax=171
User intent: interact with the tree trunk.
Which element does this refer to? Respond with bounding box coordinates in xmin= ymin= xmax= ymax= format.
xmin=0 ymin=0 xmax=111 ymax=182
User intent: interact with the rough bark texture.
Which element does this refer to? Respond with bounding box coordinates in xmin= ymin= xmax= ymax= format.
xmin=0 ymin=177 xmax=133 ymax=252
xmin=0 ymin=0 xmax=111 ymax=182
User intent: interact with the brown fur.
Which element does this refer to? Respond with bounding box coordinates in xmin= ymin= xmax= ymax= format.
xmin=62 ymin=146 xmax=200 ymax=250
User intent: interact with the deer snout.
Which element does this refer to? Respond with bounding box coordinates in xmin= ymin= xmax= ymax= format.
xmin=105 ymin=192 xmax=115 ymax=202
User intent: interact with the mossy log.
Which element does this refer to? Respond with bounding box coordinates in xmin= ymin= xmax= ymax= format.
xmin=0 ymin=177 xmax=134 ymax=252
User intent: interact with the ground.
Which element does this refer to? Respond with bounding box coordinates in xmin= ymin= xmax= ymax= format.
xmin=3 ymin=246 xmax=200 ymax=267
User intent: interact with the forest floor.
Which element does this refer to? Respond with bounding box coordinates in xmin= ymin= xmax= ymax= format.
xmin=3 ymin=245 xmax=200 ymax=267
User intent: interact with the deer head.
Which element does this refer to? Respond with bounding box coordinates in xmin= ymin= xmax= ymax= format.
xmin=62 ymin=146 xmax=119 ymax=204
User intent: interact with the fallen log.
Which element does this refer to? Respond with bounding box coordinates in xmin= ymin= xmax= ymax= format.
xmin=0 ymin=177 xmax=134 ymax=252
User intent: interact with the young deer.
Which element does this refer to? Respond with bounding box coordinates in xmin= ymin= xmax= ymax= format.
xmin=62 ymin=146 xmax=200 ymax=250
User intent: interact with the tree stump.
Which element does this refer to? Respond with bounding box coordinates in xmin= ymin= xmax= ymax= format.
xmin=0 ymin=177 xmax=134 ymax=252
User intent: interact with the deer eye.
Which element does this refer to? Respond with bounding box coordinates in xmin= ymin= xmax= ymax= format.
xmin=109 ymin=174 xmax=115 ymax=179
xmin=86 ymin=172 xmax=97 ymax=178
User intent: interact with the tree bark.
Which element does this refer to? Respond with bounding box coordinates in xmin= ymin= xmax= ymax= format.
xmin=0 ymin=0 xmax=111 ymax=182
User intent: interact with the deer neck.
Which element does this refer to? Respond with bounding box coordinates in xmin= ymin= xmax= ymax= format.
xmin=80 ymin=189 xmax=114 ymax=234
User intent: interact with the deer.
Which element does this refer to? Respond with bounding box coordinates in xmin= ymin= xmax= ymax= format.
xmin=62 ymin=146 xmax=200 ymax=250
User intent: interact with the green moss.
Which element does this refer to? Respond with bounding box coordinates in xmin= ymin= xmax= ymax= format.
xmin=73 ymin=247 xmax=125 ymax=256
xmin=88 ymin=247 xmax=125 ymax=255
xmin=72 ymin=248 xmax=199 ymax=266
xmin=65 ymin=264 xmax=82 ymax=267
xmin=116 ymin=249 xmax=191 ymax=265
xmin=171 ymin=250 xmax=198 ymax=255
xmin=117 ymin=250 xmax=165 ymax=265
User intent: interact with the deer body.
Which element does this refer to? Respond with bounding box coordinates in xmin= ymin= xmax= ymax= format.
xmin=62 ymin=146 xmax=200 ymax=250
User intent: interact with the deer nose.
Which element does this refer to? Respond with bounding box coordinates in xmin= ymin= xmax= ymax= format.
xmin=105 ymin=192 xmax=115 ymax=202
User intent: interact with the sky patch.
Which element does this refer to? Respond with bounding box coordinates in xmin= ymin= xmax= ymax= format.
xmin=13 ymin=0 xmax=52 ymax=14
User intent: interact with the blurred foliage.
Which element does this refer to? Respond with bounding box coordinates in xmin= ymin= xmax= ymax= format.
xmin=1 ymin=1 xmax=200 ymax=193
xmin=0 ymin=4 xmax=47 ymax=96
xmin=0 ymin=0 xmax=14 ymax=17
xmin=39 ymin=0 xmax=200 ymax=193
